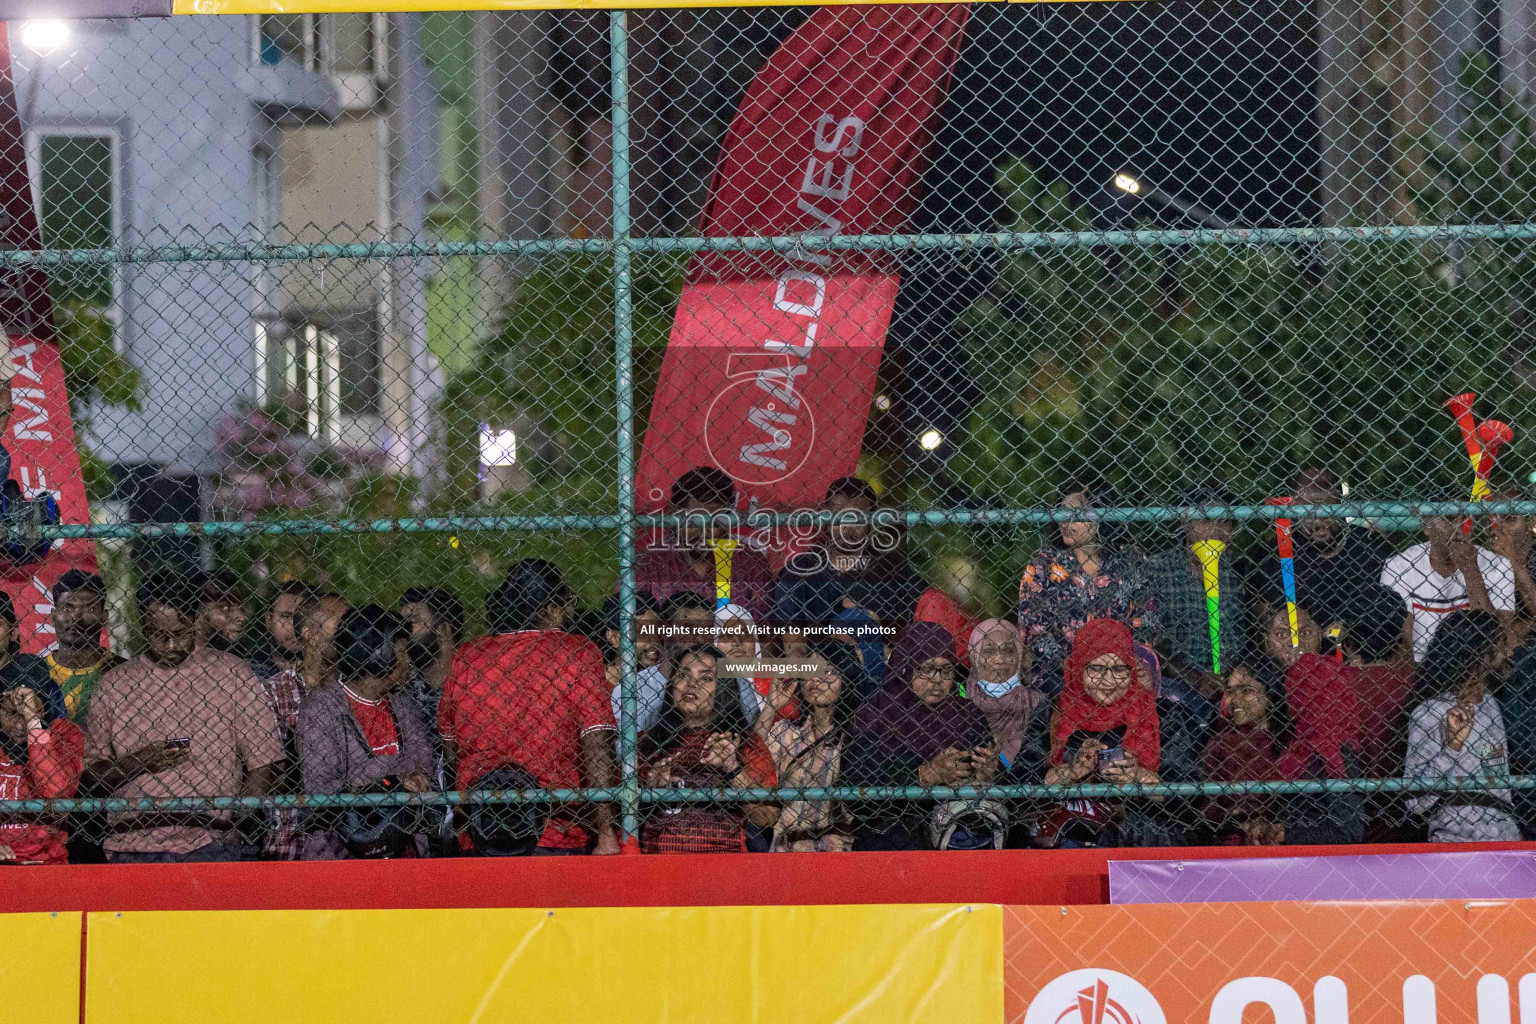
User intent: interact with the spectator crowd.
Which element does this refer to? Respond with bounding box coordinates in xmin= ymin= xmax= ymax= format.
xmin=3 ymin=463 xmax=1535 ymax=862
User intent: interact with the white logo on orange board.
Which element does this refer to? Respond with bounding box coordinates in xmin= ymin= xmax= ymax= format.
xmin=1024 ymin=969 xmax=1166 ymax=1024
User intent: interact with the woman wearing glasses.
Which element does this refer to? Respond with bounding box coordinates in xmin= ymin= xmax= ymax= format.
xmin=1034 ymin=618 xmax=1162 ymax=847
xmin=842 ymin=623 xmax=995 ymax=849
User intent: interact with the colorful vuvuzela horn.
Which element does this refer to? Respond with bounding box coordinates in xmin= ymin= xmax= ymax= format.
xmin=1445 ymin=392 xmax=1481 ymax=464
xmin=1473 ymin=419 xmax=1515 ymax=503
xmin=1267 ymin=497 xmax=1300 ymax=648
xmin=1444 ymin=393 xmax=1518 ymax=535
xmin=1191 ymin=539 xmax=1226 ymax=674
xmin=1445 ymin=392 xmax=1486 ymax=535
xmin=712 ymin=537 xmax=739 ymax=611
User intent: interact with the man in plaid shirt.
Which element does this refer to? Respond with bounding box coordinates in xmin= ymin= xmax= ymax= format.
xmin=1146 ymin=484 xmax=1249 ymax=700
xmin=258 ymin=590 xmax=348 ymax=859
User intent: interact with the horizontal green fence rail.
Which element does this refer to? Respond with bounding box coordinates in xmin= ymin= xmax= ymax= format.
xmin=3 ymin=775 xmax=1529 ymax=815
xmin=50 ymin=501 xmax=1536 ymax=540
xmin=3 ymin=222 xmax=1534 ymax=268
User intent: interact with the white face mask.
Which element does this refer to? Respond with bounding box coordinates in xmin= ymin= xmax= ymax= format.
xmin=974 ymin=674 xmax=1021 ymax=698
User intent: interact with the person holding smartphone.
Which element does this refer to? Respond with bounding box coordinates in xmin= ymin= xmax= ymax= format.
xmin=842 ymin=623 xmax=996 ymax=850
xmin=82 ymin=572 xmax=283 ymax=863
xmin=1046 ymin=619 xmax=1161 ymax=788
xmin=1033 ymin=619 xmax=1161 ymax=848
xmin=0 ymin=674 xmax=84 ymax=864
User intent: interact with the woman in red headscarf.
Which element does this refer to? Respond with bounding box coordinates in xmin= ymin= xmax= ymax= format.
xmin=1034 ymin=618 xmax=1161 ymax=847
xmin=1047 ymin=618 xmax=1162 ymax=786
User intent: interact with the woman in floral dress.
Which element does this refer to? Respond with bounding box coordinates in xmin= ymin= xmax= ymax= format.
xmin=1018 ymin=483 xmax=1159 ymax=694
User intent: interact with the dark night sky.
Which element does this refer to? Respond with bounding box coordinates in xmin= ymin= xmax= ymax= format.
xmin=927 ymin=0 xmax=1323 ymax=232
xmin=882 ymin=1 xmax=1324 ymax=457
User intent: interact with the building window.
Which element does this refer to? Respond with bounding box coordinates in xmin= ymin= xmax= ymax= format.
xmin=255 ymin=14 xmax=386 ymax=108
xmin=260 ymin=310 xmax=380 ymax=441
xmin=26 ymin=129 xmax=120 ymax=350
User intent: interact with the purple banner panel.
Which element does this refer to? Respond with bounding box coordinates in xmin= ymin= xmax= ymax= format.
xmin=1110 ymin=850 xmax=1536 ymax=904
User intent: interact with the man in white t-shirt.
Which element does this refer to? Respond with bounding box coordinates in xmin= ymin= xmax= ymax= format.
xmin=1381 ymin=515 xmax=1517 ymax=661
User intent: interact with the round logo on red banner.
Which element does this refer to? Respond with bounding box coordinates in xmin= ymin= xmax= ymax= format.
xmin=701 ymin=371 xmax=817 ymax=487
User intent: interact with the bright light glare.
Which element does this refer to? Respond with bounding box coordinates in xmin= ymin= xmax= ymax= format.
xmin=20 ymin=21 xmax=71 ymax=54
xmin=1113 ymin=172 xmax=1142 ymax=195
xmin=874 ymin=394 xmax=892 ymax=412
xmin=479 ymin=426 xmax=517 ymax=467
xmin=918 ymin=429 xmax=944 ymax=452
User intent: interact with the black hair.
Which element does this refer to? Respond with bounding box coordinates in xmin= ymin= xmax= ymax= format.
xmin=669 ymin=466 xmax=736 ymax=511
xmin=661 ymin=591 xmax=713 ymax=620
xmin=0 ymin=592 xmax=17 ymax=656
xmin=400 ymin=586 xmax=465 ymax=643
xmin=275 ymin=579 xmax=318 ymax=598
xmin=1057 ymin=478 xmax=1129 ymax=552
xmin=775 ymin=638 xmax=865 ymax=771
xmin=1417 ymin=610 xmax=1503 ymax=702
xmin=334 ymin=604 xmax=406 ymax=683
xmin=640 ymin=644 xmax=746 ymax=759
xmin=135 ymin=571 xmax=203 ymax=621
xmin=1228 ymin=662 xmax=1296 ymax=753
xmin=1180 ymin=480 xmax=1238 ymax=511
xmin=1338 ymin=584 xmax=1408 ymax=664
xmin=487 ymin=559 xmax=572 ymax=634
xmin=296 ymin=591 xmax=347 ymax=642
xmin=824 ymin=476 xmax=877 ymax=506
xmin=600 ymin=591 xmax=660 ymax=633
xmin=199 ymin=570 xmax=246 ymax=608
xmin=52 ymin=570 xmax=105 ymax=605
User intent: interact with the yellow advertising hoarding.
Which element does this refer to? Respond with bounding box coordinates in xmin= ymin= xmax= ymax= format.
xmin=0 ymin=912 xmax=81 ymax=1024
xmin=85 ymin=903 xmax=1002 ymax=1024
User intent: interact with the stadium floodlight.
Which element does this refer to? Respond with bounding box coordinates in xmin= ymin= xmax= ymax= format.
xmin=20 ymin=20 xmax=71 ymax=53
xmin=1111 ymin=169 xmax=1231 ymax=229
xmin=918 ymin=428 xmax=944 ymax=451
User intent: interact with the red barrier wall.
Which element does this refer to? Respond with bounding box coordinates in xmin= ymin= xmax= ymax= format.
xmin=4 ymin=841 xmax=1532 ymax=913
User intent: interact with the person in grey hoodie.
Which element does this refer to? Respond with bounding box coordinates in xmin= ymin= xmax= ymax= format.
xmin=1405 ymin=610 xmax=1523 ymax=842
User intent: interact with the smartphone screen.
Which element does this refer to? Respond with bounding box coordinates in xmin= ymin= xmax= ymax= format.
xmin=1096 ymin=746 xmax=1125 ymax=772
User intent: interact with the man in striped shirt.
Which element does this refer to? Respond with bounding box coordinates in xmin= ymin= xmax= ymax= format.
xmin=1382 ymin=516 xmax=1516 ymax=662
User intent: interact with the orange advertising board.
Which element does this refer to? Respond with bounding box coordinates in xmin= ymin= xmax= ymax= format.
xmin=1004 ymin=900 xmax=1536 ymax=1024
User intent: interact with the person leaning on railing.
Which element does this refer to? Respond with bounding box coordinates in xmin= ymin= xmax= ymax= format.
xmin=438 ymin=560 xmax=621 ymax=856
xmin=1405 ymin=610 xmax=1523 ymax=842
xmin=296 ymin=605 xmax=437 ymax=860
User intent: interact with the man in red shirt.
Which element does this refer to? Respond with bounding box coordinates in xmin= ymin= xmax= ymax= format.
xmin=439 ymin=560 xmax=620 ymax=855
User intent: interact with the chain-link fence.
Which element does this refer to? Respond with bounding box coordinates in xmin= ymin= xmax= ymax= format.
xmin=1 ymin=0 xmax=1535 ymax=862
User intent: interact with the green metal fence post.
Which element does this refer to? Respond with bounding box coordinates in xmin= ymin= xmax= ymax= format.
xmin=610 ymin=7 xmax=640 ymax=846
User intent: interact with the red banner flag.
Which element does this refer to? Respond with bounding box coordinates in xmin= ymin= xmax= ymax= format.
xmin=0 ymin=24 xmax=97 ymax=654
xmin=635 ymin=4 xmax=969 ymax=516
